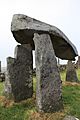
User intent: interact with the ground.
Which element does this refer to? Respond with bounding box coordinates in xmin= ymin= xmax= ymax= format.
xmin=0 ymin=69 xmax=80 ymax=120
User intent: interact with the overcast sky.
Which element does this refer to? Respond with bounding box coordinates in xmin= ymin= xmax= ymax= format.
xmin=0 ymin=0 xmax=80 ymax=67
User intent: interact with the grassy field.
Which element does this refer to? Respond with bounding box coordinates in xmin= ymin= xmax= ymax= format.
xmin=0 ymin=69 xmax=80 ymax=120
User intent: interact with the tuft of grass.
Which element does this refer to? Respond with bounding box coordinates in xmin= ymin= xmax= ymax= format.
xmin=30 ymin=111 xmax=65 ymax=120
xmin=0 ymin=95 xmax=36 ymax=120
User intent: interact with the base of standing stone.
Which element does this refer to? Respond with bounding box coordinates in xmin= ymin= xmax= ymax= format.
xmin=33 ymin=33 xmax=63 ymax=112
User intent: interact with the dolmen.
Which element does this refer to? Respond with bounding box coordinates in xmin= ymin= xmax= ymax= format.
xmin=5 ymin=14 xmax=78 ymax=112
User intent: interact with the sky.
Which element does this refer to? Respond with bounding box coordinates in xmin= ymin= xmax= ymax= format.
xmin=0 ymin=0 xmax=80 ymax=68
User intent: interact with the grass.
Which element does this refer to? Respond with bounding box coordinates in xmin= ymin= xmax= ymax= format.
xmin=62 ymin=83 xmax=80 ymax=118
xmin=0 ymin=69 xmax=80 ymax=120
xmin=0 ymin=81 xmax=4 ymax=95
xmin=0 ymin=96 xmax=36 ymax=120
xmin=60 ymin=70 xmax=66 ymax=81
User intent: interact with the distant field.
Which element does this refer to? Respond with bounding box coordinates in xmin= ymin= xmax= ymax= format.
xmin=0 ymin=69 xmax=80 ymax=120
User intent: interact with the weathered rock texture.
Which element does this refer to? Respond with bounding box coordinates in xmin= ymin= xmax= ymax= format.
xmin=5 ymin=44 xmax=33 ymax=102
xmin=33 ymin=33 xmax=63 ymax=112
xmin=77 ymin=56 xmax=80 ymax=69
xmin=66 ymin=60 xmax=78 ymax=82
xmin=11 ymin=14 xmax=78 ymax=60
xmin=63 ymin=115 xmax=79 ymax=120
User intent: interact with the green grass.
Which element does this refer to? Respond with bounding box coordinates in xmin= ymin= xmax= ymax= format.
xmin=62 ymin=85 xmax=80 ymax=118
xmin=60 ymin=70 xmax=66 ymax=81
xmin=0 ymin=81 xmax=4 ymax=95
xmin=0 ymin=69 xmax=80 ymax=120
xmin=33 ymin=76 xmax=36 ymax=92
xmin=0 ymin=97 xmax=36 ymax=120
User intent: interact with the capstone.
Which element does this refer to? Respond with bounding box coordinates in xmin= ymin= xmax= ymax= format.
xmin=11 ymin=14 xmax=78 ymax=60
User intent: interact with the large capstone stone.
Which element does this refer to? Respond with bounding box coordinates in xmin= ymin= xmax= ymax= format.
xmin=11 ymin=14 xmax=78 ymax=60
xmin=66 ymin=60 xmax=78 ymax=82
xmin=33 ymin=33 xmax=63 ymax=112
xmin=5 ymin=44 xmax=33 ymax=102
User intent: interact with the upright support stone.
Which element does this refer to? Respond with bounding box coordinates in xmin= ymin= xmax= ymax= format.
xmin=66 ymin=60 xmax=78 ymax=82
xmin=5 ymin=44 xmax=33 ymax=102
xmin=5 ymin=57 xmax=15 ymax=99
xmin=33 ymin=33 xmax=63 ymax=112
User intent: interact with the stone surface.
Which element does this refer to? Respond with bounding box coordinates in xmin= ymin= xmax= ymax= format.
xmin=63 ymin=115 xmax=79 ymax=120
xmin=33 ymin=33 xmax=63 ymax=112
xmin=5 ymin=44 xmax=33 ymax=102
xmin=11 ymin=14 xmax=78 ymax=60
xmin=66 ymin=60 xmax=78 ymax=82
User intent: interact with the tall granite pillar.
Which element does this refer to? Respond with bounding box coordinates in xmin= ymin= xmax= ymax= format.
xmin=33 ymin=33 xmax=63 ymax=112
xmin=5 ymin=44 xmax=33 ymax=102
xmin=66 ymin=60 xmax=78 ymax=82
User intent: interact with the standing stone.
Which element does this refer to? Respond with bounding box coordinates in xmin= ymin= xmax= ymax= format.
xmin=33 ymin=33 xmax=63 ymax=112
xmin=66 ymin=60 xmax=78 ymax=82
xmin=0 ymin=61 xmax=1 ymax=72
xmin=5 ymin=44 xmax=33 ymax=102
xmin=5 ymin=57 xmax=14 ymax=99
xmin=78 ymin=56 xmax=80 ymax=69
